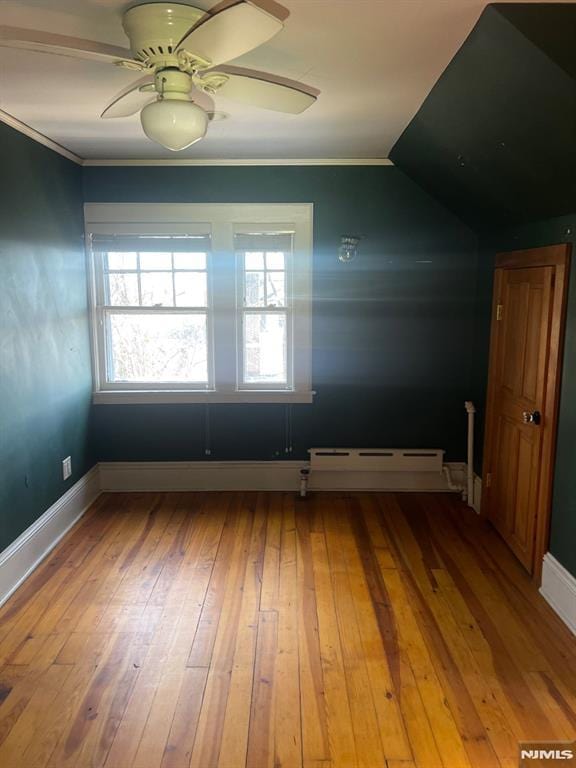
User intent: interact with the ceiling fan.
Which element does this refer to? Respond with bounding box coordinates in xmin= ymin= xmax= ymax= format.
xmin=0 ymin=1 xmax=317 ymax=151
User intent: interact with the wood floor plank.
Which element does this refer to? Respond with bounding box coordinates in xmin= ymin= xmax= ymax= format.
xmin=347 ymin=498 xmax=445 ymax=768
xmin=186 ymin=494 xmax=239 ymax=668
xmin=375 ymin=496 xmax=506 ymax=767
xmin=45 ymin=631 xmax=141 ymax=768
xmin=272 ymin=493 xmax=302 ymax=768
xmin=323 ymin=498 xmax=387 ymax=768
xmin=188 ymin=493 xmax=255 ymax=768
xmin=20 ymin=661 xmax=105 ymax=767
xmin=310 ymin=527 xmax=357 ymax=768
xmin=259 ymin=495 xmax=280 ymax=612
xmin=381 ymin=567 xmax=474 ymax=768
xmin=296 ymin=500 xmax=331 ymax=766
xmin=99 ymin=500 xmax=212 ymax=768
xmin=0 ymin=490 xmax=574 ymax=768
xmin=160 ymin=667 xmax=208 ymax=768
xmin=431 ymin=566 xmax=531 ymax=755
xmin=217 ymin=493 xmax=267 ymax=768
xmin=246 ymin=610 xmax=278 ymax=768
xmin=104 ymin=558 xmax=213 ymax=766
xmin=0 ymin=661 xmax=71 ymax=759
xmin=339 ymin=497 xmax=412 ymax=763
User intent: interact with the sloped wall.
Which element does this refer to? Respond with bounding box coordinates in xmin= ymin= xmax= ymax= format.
xmin=390 ymin=4 xmax=576 ymax=229
xmin=390 ymin=3 xmax=576 ymax=577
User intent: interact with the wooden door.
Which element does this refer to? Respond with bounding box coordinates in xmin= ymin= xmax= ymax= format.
xmin=483 ymin=245 xmax=570 ymax=577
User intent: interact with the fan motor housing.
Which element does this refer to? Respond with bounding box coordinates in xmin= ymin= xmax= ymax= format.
xmin=122 ymin=3 xmax=206 ymax=62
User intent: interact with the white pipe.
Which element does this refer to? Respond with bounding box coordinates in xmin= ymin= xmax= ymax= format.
xmin=442 ymin=465 xmax=462 ymax=493
xmin=464 ymin=401 xmax=476 ymax=509
xmin=300 ymin=468 xmax=309 ymax=498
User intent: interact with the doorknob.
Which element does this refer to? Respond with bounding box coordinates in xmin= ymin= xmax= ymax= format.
xmin=522 ymin=410 xmax=541 ymax=425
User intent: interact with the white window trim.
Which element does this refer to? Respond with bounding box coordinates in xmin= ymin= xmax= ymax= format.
xmin=84 ymin=203 xmax=314 ymax=405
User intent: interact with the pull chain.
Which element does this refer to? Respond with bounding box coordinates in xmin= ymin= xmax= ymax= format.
xmin=204 ymin=404 xmax=211 ymax=456
xmin=285 ymin=404 xmax=293 ymax=454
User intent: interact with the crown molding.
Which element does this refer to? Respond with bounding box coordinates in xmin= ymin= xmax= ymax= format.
xmin=0 ymin=108 xmax=394 ymax=168
xmin=82 ymin=157 xmax=394 ymax=167
xmin=0 ymin=109 xmax=83 ymax=165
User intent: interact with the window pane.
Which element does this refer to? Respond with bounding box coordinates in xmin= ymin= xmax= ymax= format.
xmin=140 ymin=272 xmax=174 ymax=306
xmin=107 ymin=273 xmax=139 ymax=306
xmin=244 ymin=312 xmax=287 ymax=384
xmin=175 ymin=272 xmax=207 ymax=307
xmin=245 ymin=252 xmax=264 ymax=270
xmin=245 ymin=271 xmax=265 ymax=307
xmin=266 ymin=272 xmax=285 ymax=307
xmin=107 ymin=252 xmax=137 ymax=271
xmin=266 ymin=252 xmax=285 ymax=270
xmin=139 ymin=252 xmax=172 ymax=270
xmin=108 ymin=313 xmax=208 ymax=383
xmin=174 ymin=252 xmax=206 ymax=270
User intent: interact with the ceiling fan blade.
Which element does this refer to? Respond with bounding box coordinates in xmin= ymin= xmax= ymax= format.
xmin=207 ymin=71 xmax=316 ymax=114
xmin=0 ymin=25 xmax=141 ymax=67
xmin=101 ymin=80 xmax=155 ymax=119
xmin=176 ymin=2 xmax=283 ymax=68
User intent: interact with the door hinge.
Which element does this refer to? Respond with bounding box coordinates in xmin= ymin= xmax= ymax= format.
xmin=486 ymin=472 xmax=492 ymax=488
xmin=496 ymin=304 xmax=503 ymax=321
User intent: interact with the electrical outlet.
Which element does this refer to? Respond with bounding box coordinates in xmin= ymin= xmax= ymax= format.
xmin=62 ymin=456 xmax=72 ymax=481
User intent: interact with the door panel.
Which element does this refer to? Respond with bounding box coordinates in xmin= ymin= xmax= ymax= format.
xmin=523 ymin=287 xmax=543 ymax=401
xmin=483 ymin=245 xmax=569 ymax=580
xmin=514 ymin=432 xmax=538 ymax=550
xmin=485 ymin=266 xmax=553 ymax=572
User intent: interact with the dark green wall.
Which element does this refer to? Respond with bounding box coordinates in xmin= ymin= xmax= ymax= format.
xmin=82 ymin=165 xmax=478 ymax=463
xmin=388 ymin=3 xmax=576 ymax=576
xmin=475 ymin=217 xmax=576 ymax=576
xmin=495 ymin=3 xmax=576 ymax=81
xmin=0 ymin=123 xmax=94 ymax=552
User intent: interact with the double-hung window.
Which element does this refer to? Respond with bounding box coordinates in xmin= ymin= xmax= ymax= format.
xmin=85 ymin=203 xmax=313 ymax=403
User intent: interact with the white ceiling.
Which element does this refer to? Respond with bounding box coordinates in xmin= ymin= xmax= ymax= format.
xmin=0 ymin=0 xmax=569 ymax=161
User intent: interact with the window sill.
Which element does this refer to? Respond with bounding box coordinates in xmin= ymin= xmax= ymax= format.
xmin=92 ymin=390 xmax=315 ymax=405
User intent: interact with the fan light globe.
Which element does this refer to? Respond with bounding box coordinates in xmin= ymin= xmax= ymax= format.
xmin=140 ymin=99 xmax=208 ymax=151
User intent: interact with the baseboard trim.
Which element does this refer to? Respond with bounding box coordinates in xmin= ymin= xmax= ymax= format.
xmin=540 ymin=553 xmax=576 ymax=636
xmin=99 ymin=461 xmax=306 ymax=492
xmin=99 ymin=460 xmax=467 ymax=493
xmin=0 ymin=466 xmax=101 ymax=607
xmin=0 ymin=459 xmax=469 ymax=606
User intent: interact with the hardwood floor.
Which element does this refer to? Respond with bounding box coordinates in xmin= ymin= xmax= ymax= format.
xmin=0 ymin=491 xmax=575 ymax=768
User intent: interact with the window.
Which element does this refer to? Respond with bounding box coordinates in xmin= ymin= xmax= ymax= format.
xmin=236 ymin=232 xmax=292 ymax=388
xmin=85 ymin=204 xmax=313 ymax=403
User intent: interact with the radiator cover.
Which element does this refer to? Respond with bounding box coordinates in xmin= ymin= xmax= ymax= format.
xmin=309 ymin=448 xmax=444 ymax=473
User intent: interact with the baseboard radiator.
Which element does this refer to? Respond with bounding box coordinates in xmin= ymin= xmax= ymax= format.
xmin=302 ymin=447 xmax=456 ymax=494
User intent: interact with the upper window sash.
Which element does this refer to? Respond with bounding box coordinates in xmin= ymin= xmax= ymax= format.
xmin=95 ymin=248 xmax=210 ymax=311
